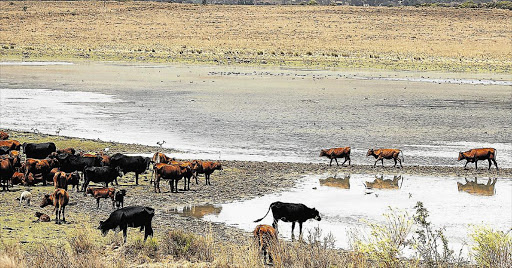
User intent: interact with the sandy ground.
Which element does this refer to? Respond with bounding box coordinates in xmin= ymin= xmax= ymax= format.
xmin=0 ymin=2 xmax=511 ymax=72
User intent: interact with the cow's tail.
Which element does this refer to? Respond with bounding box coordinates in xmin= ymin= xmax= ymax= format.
xmin=254 ymin=205 xmax=272 ymax=223
xmin=400 ymin=150 xmax=404 ymax=162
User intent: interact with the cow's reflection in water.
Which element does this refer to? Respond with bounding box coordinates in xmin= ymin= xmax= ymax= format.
xmin=457 ymin=178 xmax=497 ymax=196
xmin=171 ymin=204 xmax=223 ymax=218
xmin=319 ymin=175 xmax=350 ymax=189
xmin=364 ymin=175 xmax=403 ymax=190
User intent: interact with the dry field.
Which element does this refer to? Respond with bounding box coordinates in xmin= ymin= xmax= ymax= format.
xmin=0 ymin=1 xmax=511 ymax=72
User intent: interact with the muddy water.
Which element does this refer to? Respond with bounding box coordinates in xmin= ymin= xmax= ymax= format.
xmin=203 ymin=174 xmax=512 ymax=257
xmin=1 ymin=62 xmax=511 ymax=167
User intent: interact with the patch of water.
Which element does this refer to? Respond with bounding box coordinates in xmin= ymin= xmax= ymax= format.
xmin=0 ymin=61 xmax=73 ymax=66
xmin=203 ymin=174 xmax=512 ymax=258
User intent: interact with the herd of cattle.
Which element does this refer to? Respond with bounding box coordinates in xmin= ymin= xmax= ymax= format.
xmin=0 ymin=130 xmax=501 ymax=264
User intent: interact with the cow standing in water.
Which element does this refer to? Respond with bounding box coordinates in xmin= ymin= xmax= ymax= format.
xmin=319 ymin=147 xmax=351 ymax=166
xmin=254 ymin=201 xmax=321 ymax=240
xmin=367 ymin=148 xmax=404 ymax=168
xmin=458 ymin=148 xmax=498 ymax=170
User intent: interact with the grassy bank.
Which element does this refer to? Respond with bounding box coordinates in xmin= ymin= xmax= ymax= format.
xmin=0 ymin=2 xmax=510 ymax=73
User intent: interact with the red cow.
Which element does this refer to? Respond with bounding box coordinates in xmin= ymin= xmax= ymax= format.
xmin=154 ymin=163 xmax=189 ymax=193
xmin=319 ymin=147 xmax=351 ymax=166
xmin=367 ymin=148 xmax=404 ymax=168
xmin=458 ymin=148 xmax=498 ymax=170
xmin=85 ymin=187 xmax=116 ymax=208
xmin=253 ymin=224 xmax=278 ymax=264
xmin=40 ymin=188 xmax=69 ymax=224
xmin=192 ymin=160 xmax=222 ymax=185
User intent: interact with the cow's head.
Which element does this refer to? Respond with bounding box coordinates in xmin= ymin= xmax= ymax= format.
xmin=367 ymin=149 xmax=374 ymax=157
xmin=40 ymin=194 xmax=52 ymax=208
xmin=117 ymin=189 xmax=127 ymax=197
xmin=215 ymin=162 xmax=223 ymax=171
xmin=85 ymin=187 xmax=94 ymax=197
xmin=98 ymin=221 xmax=110 ymax=236
xmin=311 ymin=208 xmax=321 ymax=221
xmin=319 ymin=149 xmax=328 ymax=157
xmin=457 ymin=152 xmax=465 ymax=161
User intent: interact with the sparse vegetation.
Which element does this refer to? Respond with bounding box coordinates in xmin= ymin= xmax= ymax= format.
xmin=470 ymin=226 xmax=512 ymax=267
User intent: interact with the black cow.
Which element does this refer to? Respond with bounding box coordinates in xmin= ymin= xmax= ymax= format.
xmin=22 ymin=142 xmax=56 ymax=159
xmin=98 ymin=206 xmax=154 ymax=243
xmin=114 ymin=189 xmax=127 ymax=208
xmin=54 ymin=153 xmax=102 ymax=173
xmin=110 ymin=153 xmax=150 ymax=185
xmin=67 ymin=171 xmax=80 ymax=192
xmin=254 ymin=201 xmax=321 ymax=239
xmin=82 ymin=166 xmax=122 ymax=191
xmin=0 ymin=146 xmax=11 ymax=155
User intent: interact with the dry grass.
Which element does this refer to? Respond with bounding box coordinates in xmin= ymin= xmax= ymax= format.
xmin=0 ymin=1 xmax=510 ymax=72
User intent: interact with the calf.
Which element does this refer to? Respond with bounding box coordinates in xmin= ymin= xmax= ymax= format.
xmin=34 ymin=212 xmax=51 ymax=222
xmin=254 ymin=201 xmax=321 ymax=239
xmin=22 ymin=142 xmax=56 ymax=159
xmin=86 ymin=187 xmax=116 ymax=208
xmin=40 ymin=188 xmax=69 ymax=224
xmin=253 ymin=224 xmax=278 ymax=264
xmin=458 ymin=148 xmax=498 ymax=170
xmin=82 ymin=166 xmax=122 ymax=191
xmin=98 ymin=206 xmax=154 ymax=243
xmin=110 ymin=153 xmax=150 ymax=185
xmin=192 ymin=160 xmax=222 ymax=185
xmin=53 ymin=171 xmax=68 ymax=190
xmin=114 ymin=189 xmax=127 ymax=208
xmin=367 ymin=148 xmax=404 ymax=168
xmin=319 ymin=147 xmax=351 ymax=166
xmin=20 ymin=191 xmax=32 ymax=205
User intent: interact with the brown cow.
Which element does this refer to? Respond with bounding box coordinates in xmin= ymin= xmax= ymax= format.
xmin=367 ymin=148 xmax=404 ymax=168
xmin=22 ymin=173 xmax=36 ymax=186
xmin=85 ymin=187 xmax=116 ymax=208
xmin=0 ymin=139 xmax=21 ymax=151
xmin=25 ymin=158 xmax=59 ymax=185
xmin=458 ymin=148 xmax=498 ymax=170
xmin=151 ymin=152 xmax=174 ymax=164
xmin=169 ymin=160 xmax=196 ymax=191
xmin=11 ymin=171 xmax=25 ymax=185
xmin=319 ymin=147 xmax=351 ymax=166
xmin=34 ymin=212 xmax=51 ymax=222
xmin=0 ymin=131 xmax=9 ymax=140
xmin=57 ymin=147 xmax=76 ymax=155
xmin=0 ymin=157 xmax=15 ymax=191
xmin=192 ymin=160 xmax=222 ymax=185
xmin=253 ymin=224 xmax=278 ymax=264
xmin=154 ymin=163 xmax=189 ymax=193
xmin=40 ymin=188 xmax=69 ymax=224
xmin=53 ymin=171 xmax=68 ymax=190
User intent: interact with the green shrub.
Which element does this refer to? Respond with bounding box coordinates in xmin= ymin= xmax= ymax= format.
xmin=161 ymin=229 xmax=213 ymax=262
xmin=470 ymin=226 xmax=512 ymax=267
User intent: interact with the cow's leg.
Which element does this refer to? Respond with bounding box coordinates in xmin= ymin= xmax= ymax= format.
xmin=122 ymin=227 xmax=128 ymax=243
xmin=194 ymin=172 xmax=198 ymax=184
xmin=272 ymin=219 xmax=278 ymax=235
xmin=135 ymin=173 xmax=139 ymax=185
xmin=488 ymin=159 xmax=492 ymax=170
xmin=464 ymin=161 xmax=469 ymax=169
xmin=341 ymin=157 xmax=348 ymax=166
xmin=291 ymin=222 xmax=296 ymax=240
xmin=334 ymin=158 xmax=339 ymax=166
xmin=299 ymin=222 xmax=304 ymax=239
xmin=492 ymin=159 xmax=499 ymax=170
xmin=144 ymin=224 xmax=153 ymax=241
xmin=55 ymin=207 xmax=59 ymax=224
xmin=381 ymin=158 xmax=385 ymax=167
xmin=475 ymin=160 xmax=478 ymax=170
xmin=398 ymin=158 xmax=403 ymax=168
xmin=393 ymin=158 xmax=397 ymax=167
xmin=183 ymin=177 xmax=187 ymax=191
xmin=62 ymin=206 xmax=66 ymax=223
xmin=329 ymin=158 xmax=333 ymax=166
xmin=373 ymin=159 xmax=378 ymax=168
xmin=97 ymin=198 xmax=100 ymax=209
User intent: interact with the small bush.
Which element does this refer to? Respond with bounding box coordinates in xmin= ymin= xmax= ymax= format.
xmin=350 ymin=207 xmax=412 ymax=267
xmin=470 ymin=226 xmax=512 ymax=267
xmin=162 ymin=229 xmax=213 ymax=262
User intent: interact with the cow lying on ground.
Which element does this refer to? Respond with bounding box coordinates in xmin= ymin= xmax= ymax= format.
xmin=19 ymin=191 xmax=32 ymax=205
xmin=40 ymin=188 xmax=69 ymax=224
xmin=253 ymin=224 xmax=278 ymax=264
xmin=22 ymin=142 xmax=56 ymax=159
xmin=86 ymin=187 xmax=116 ymax=208
xmin=0 ymin=131 xmax=8 ymax=140
xmin=98 ymin=206 xmax=155 ymax=243
xmin=367 ymin=148 xmax=404 ymax=168
xmin=254 ymin=201 xmax=321 ymax=239
xmin=319 ymin=147 xmax=351 ymax=166
xmin=458 ymin=148 xmax=498 ymax=170
xmin=82 ymin=166 xmax=122 ymax=191
xmin=110 ymin=153 xmax=150 ymax=185
xmin=34 ymin=212 xmax=50 ymax=222
xmin=192 ymin=160 xmax=222 ymax=185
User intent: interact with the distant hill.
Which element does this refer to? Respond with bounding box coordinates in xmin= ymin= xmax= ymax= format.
xmin=148 ymin=0 xmax=511 ymax=8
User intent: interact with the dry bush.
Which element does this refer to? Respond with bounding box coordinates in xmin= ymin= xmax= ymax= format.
xmin=161 ymin=228 xmax=213 ymax=262
xmin=470 ymin=226 xmax=512 ymax=268
xmin=0 ymin=240 xmax=25 ymax=268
